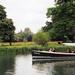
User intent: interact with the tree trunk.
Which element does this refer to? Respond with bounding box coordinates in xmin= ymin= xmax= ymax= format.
xmin=9 ymin=41 xmax=12 ymax=46
xmin=9 ymin=35 xmax=12 ymax=46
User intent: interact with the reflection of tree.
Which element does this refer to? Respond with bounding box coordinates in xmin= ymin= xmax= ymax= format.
xmin=33 ymin=63 xmax=45 ymax=71
xmin=53 ymin=61 xmax=75 ymax=75
xmin=0 ymin=55 xmax=14 ymax=75
xmin=53 ymin=64 xmax=64 ymax=75
xmin=33 ymin=61 xmax=75 ymax=75
xmin=33 ymin=62 xmax=54 ymax=75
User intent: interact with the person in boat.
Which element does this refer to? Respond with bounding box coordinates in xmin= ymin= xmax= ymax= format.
xmin=67 ymin=48 xmax=72 ymax=53
xmin=49 ymin=48 xmax=55 ymax=52
xmin=49 ymin=48 xmax=52 ymax=52
xmin=52 ymin=48 xmax=55 ymax=52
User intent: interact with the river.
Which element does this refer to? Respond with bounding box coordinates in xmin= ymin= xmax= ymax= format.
xmin=0 ymin=54 xmax=75 ymax=75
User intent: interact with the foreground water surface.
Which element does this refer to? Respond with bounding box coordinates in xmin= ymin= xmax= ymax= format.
xmin=0 ymin=54 xmax=75 ymax=75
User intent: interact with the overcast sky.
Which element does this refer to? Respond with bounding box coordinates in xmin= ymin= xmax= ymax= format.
xmin=0 ymin=0 xmax=55 ymax=33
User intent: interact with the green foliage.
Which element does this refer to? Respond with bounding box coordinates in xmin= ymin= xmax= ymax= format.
xmin=0 ymin=42 xmax=75 ymax=54
xmin=55 ymin=0 xmax=74 ymax=5
xmin=42 ymin=21 xmax=53 ymax=32
xmin=15 ymin=31 xmax=26 ymax=41
xmin=15 ymin=28 xmax=33 ymax=42
xmin=45 ymin=0 xmax=75 ymax=42
xmin=0 ymin=4 xmax=15 ymax=45
xmin=0 ymin=19 xmax=15 ymax=45
xmin=33 ymin=32 xmax=49 ymax=45
xmin=0 ymin=5 xmax=6 ymax=20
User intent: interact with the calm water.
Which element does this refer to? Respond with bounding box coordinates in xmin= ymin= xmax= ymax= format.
xmin=0 ymin=54 xmax=75 ymax=75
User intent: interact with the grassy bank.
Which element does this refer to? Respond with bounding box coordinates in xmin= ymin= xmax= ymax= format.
xmin=0 ymin=42 xmax=75 ymax=55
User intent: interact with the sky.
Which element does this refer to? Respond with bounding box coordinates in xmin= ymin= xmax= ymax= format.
xmin=0 ymin=0 xmax=55 ymax=33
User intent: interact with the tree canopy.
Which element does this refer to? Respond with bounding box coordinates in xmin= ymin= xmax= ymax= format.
xmin=0 ymin=4 xmax=15 ymax=45
xmin=42 ymin=0 xmax=75 ymax=42
xmin=0 ymin=5 xmax=6 ymax=20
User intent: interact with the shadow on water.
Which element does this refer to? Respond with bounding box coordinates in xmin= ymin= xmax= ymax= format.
xmin=0 ymin=55 xmax=14 ymax=75
xmin=32 ymin=60 xmax=75 ymax=75
xmin=51 ymin=61 xmax=75 ymax=75
xmin=0 ymin=49 xmax=31 ymax=75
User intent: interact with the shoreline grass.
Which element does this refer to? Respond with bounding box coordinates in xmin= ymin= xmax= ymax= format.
xmin=0 ymin=42 xmax=75 ymax=55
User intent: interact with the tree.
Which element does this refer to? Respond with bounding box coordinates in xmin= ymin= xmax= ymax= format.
xmin=15 ymin=30 xmax=25 ymax=42
xmin=0 ymin=19 xmax=15 ymax=45
xmin=15 ymin=28 xmax=33 ymax=42
xmin=0 ymin=5 xmax=6 ymax=20
xmin=42 ymin=21 xmax=54 ymax=41
xmin=0 ymin=4 xmax=15 ymax=45
xmin=42 ymin=21 xmax=53 ymax=32
xmin=55 ymin=0 xmax=74 ymax=5
xmin=33 ymin=32 xmax=49 ymax=45
xmin=45 ymin=0 xmax=75 ymax=42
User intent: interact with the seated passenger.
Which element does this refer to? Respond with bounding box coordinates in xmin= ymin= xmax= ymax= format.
xmin=49 ymin=48 xmax=55 ymax=52
xmin=67 ymin=48 xmax=72 ymax=53
xmin=49 ymin=48 xmax=52 ymax=52
xmin=52 ymin=48 xmax=55 ymax=52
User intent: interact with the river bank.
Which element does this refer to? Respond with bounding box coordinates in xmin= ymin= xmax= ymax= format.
xmin=0 ymin=42 xmax=75 ymax=55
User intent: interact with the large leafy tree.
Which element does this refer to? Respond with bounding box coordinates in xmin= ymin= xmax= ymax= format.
xmin=42 ymin=21 xmax=53 ymax=32
xmin=55 ymin=0 xmax=73 ymax=5
xmin=44 ymin=0 xmax=75 ymax=42
xmin=0 ymin=5 xmax=15 ymax=45
xmin=0 ymin=5 xmax=6 ymax=20
xmin=0 ymin=19 xmax=15 ymax=45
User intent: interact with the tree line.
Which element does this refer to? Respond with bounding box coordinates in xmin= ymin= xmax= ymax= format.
xmin=42 ymin=0 xmax=75 ymax=42
xmin=1 ymin=0 xmax=75 ymax=46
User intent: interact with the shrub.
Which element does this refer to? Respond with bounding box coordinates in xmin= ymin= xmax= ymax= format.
xmin=33 ymin=32 xmax=49 ymax=45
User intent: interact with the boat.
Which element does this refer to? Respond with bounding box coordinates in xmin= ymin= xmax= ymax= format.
xmin=32 ymin=50 xmax=75 ymax=61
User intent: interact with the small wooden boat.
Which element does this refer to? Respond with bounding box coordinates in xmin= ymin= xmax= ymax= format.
xmin=32 ymin=50 xmax=75 ymax=61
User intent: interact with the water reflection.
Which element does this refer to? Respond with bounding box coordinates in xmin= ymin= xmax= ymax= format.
xmin=0 ymin=54 xmax=75 ymax=75
xmin=53 ymin=61 xmax=75 ymax=75
xmin=0 ymin=54 xmax=32 ymax=75
xmin=0 ymin=55 xmax=14 ymax=75
xmin=14 ymin=55 xmax=32 ymax=75
xmin=32 ymin=62 xmax=54 ymax=75
xmin=33 ymin=61 xmax=75 ymax=75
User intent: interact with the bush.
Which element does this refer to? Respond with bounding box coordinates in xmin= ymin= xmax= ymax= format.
xmin=33 ymin=32 xmax=49 ymax=45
